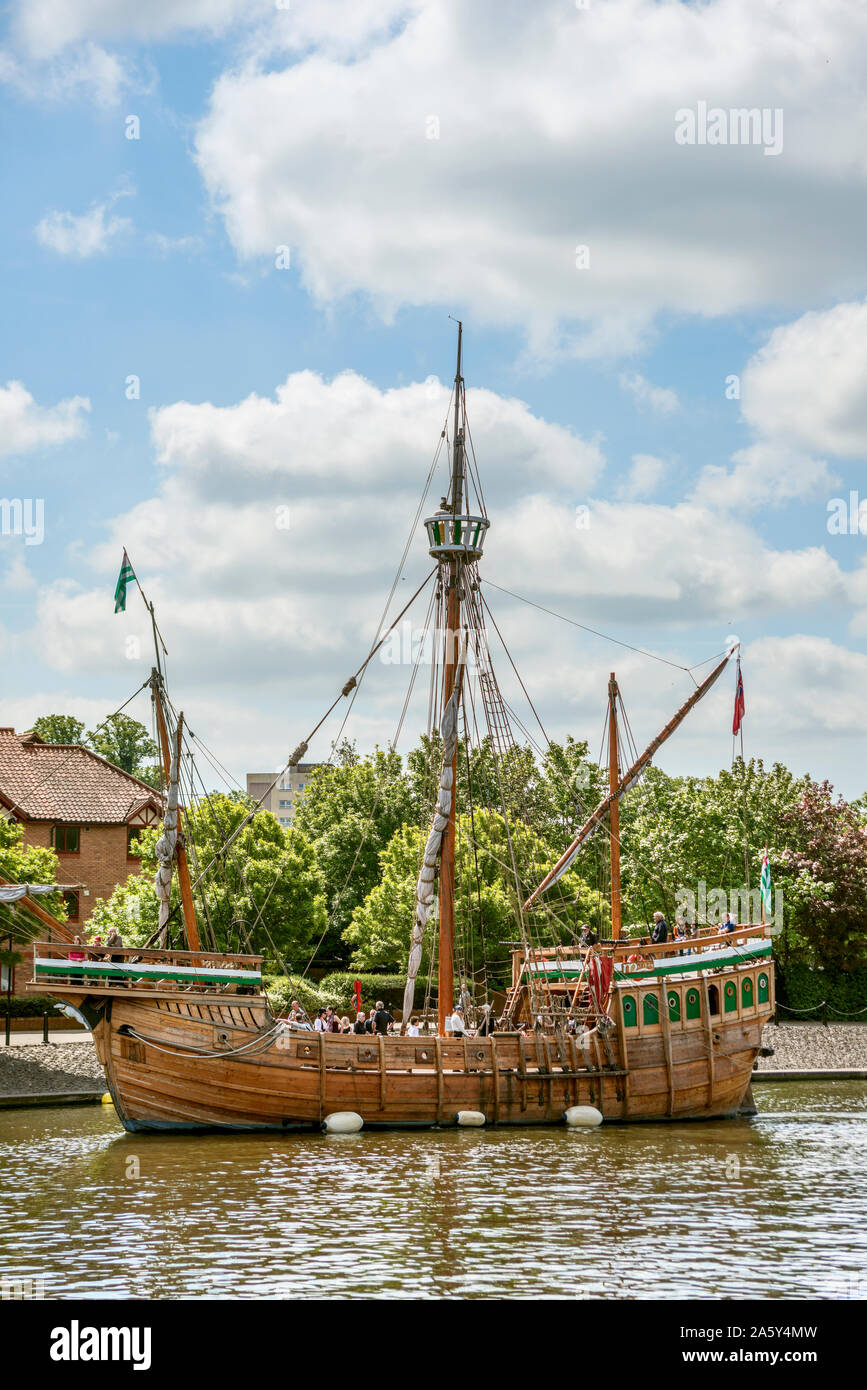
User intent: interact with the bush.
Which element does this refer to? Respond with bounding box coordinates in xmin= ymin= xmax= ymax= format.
xmin=318 ymin=972 xmax=406 ymax=1011
xmin=2 ymin=994 xmax=64 ymax=1018
xmin=776 ymin=963 xmax=867 ymax=1021
xmin=264 ymin=974 xmax=327 ymax=1017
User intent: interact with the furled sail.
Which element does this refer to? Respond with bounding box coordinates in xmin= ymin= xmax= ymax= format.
xmin=154 ymin=718 xmax=182 ymax=943
xmin=401 ymin=657 xmax=464 ymax=1028
xmin=523 ymin=649 xmax=734 ymax=908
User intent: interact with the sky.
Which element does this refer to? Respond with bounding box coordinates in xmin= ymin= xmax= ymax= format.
xmin=1 ymin=0 xmax=866 ymax=800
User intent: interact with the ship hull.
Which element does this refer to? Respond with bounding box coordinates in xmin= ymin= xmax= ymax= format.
xmin=70 ymin=969 xmax=773 ymax=1133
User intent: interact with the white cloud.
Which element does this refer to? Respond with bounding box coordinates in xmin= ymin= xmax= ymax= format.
xmin=619 ymin=374 xmax=680 ymax=416
xmin=0 ymin=40 xmax=127 ymax=106
xmin=692 ymin=441 xmax=837 ymax=511
xmin=191 ymin=0 xmax=867 ymax=355
xmin=619 ymin=453 xmax=667 ymax=500
xmin=36 ymin=188 xmax=133 ymax=258
xmin=0 ymin=381 xmax=90 ymax=457
xmin=741 ymin=299 xmax=867 ymax=459
xmin=14 ymin=365 xmax=867 ymax=794
xmin=10 ymin=0 xmax=269 ymax=59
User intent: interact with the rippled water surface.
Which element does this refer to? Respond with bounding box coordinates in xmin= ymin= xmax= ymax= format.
xmin=1 ymin=1081 xmax=865 ymax=1299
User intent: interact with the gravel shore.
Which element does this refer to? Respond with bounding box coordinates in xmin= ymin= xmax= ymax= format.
xmin=0 ymin=1043 xmax=104 ymax=1098
xmin=755 ymin=1023 xmax=867 ymax=1071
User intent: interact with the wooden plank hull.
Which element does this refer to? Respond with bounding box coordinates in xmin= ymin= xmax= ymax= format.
xmin=73 ymin=974 xmax=773 ymax=1132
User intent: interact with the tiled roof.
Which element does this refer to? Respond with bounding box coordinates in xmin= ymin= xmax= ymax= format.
xmin=0 ymin=729 xmax=164 ymax=824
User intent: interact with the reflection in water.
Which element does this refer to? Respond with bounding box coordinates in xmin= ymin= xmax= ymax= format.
xmin=1 ymin=1082 xmax=865 ymax=1299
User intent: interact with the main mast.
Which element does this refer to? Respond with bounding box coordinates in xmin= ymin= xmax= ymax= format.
xmin=407 ymin=324 xmax=489 ymax=1036
xmin=608 ymin=673 xmax=622 ymax=939
xmin=437 ymin=324 xmax=464 ymax=1036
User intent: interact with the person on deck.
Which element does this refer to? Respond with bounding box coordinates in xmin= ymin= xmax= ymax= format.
xmin=447 ymin=1005 xmax=465 ymax=1036
xmin=720 ymin=913 xmax=736 ymax=934
xmin=651 ymin=912 xmax=669 ymax=944
xmin=373 ymin=1001 xmax=394 ymax=1035
xmin=578 ymin=924 xmax=597 ymax=950
xmin=313 ymin=1009 xmax=327 ymax=1031
xmin=406 ymin=1017 xmax=420 ymax=1037
xmin=353 ymin=1011 xmax=367 ymax=1035
xmin=476 ymin=1003 xmax=496 ymax=1035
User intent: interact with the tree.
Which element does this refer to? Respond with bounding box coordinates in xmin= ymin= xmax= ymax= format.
xmin=31 ymin=715 xmax=86 ymax=745
xmin=88 ymin=798 xmax=327 ymax=967
xmin=0 ymin=818 xmax=64 ymax=944
xmin=293 ymin=745 xmax=415 ymax=961
xmin=778 ymin=780 xmax=867 ymax=974
xmin=343 ymin=808 xmax=600 ymax=989
xmin=86 ymin=714 xmax=161 ymax=787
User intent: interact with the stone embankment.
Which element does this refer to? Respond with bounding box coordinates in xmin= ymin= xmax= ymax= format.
xmin=755 ymin=1022 xmax=867 ymax=1075
xmin=0 ymin=1042 xmax=104 ymax=1104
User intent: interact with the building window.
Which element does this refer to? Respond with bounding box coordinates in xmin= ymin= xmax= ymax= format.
xmin=55 ymin=825 xmax=80 ymax=853
xmin=127 ymin=826 xmax=143 ymax=857
xmin=63 ymin=890 xmax=80 ymax=921
xmin=279 ymin=799 xmax=292 ymax=807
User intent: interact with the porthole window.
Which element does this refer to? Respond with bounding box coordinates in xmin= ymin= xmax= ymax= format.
xmin=668 ymin=990 xmax=681 ymax=1022
xmin=686 ymin=988 xmax=701 ymax=1020
xmin=622 ymin=996 xmax=637 ymax=1027
xmin=724 ymin=980 xmax=738 ymax=1013
xmin=642 ymin=994 xmax=659 ymax=1026
xmin=742 ymin=977 xmax=754 ymax=1009
xmin=758 ymin=972 xmax=769 ymax=1004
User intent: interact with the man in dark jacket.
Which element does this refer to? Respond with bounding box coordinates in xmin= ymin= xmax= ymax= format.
xmin=373 ymin=1001 xmax=394 ymax=1035
xmin=651 ymin=912 xmax=669 ymax=944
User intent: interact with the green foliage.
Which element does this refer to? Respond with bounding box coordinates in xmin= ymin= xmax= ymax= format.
xmin=88 ymin=798 xmax=327 ymax=966
xmin=0 ymin=818 xmax=64 ymax=943
xmin=777 ymin=780 xmax=867 ymax=974
xmin=86 ymin=713 xmax=161 ymax=785
xmin=776 ymin=963 xmax=867 ymax=1020
xmin=343 ymin=808 xmax=598 ymax=989
xmin=293 ymin=745 xmax=415 ymax=959
xmin=2 ymin=994 xmax=64 ymax=1018
xmin=31 ymin=715 xmax=86 ymax=745
xmin=318 ymin=972 xmax=406 ymax=1010
xmin=264 ymin=973 xmax=327 ymax=1017
xmin=33 ymin=711 xmax=163 ymax=790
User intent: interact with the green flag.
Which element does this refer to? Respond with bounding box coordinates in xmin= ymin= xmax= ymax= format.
xmin=114 ymin=549 xmax=135 ymax=613
xmin=760 ymin=847 xmax=773 ymax=920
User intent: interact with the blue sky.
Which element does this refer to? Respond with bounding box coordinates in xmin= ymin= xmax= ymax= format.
xmin=1 ymin=0 xmax=866 ymax=798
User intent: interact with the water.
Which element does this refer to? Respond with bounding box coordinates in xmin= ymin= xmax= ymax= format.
xmin=1 ymin=1082 xmax=865 ymax=1300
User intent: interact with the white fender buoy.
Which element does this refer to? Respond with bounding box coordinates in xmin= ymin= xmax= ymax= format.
xmin=323 ymin=1111 xmax=363 ymax=1133
xmin=564 ymin=1105 xmax=603 ymax=1128
xmin=456 ymin=1110 xmax=486 ymax=1127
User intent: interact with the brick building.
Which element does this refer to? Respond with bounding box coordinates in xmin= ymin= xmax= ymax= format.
xmin=0 ymin=728 xmax=163 ymax=993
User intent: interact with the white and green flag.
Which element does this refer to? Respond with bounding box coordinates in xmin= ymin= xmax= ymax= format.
xmin=760 ymin=847 xmax=773 ymax=920
xmin=114 ymin=549 xmax=135 ymax=613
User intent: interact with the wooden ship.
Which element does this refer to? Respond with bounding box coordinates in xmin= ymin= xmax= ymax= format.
xmin=27 ymin=327 xmax=775 ymax=1131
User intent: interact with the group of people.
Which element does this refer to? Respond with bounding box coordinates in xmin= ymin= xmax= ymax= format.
xmin=284 ymin=999 xmax=506 ymax=1038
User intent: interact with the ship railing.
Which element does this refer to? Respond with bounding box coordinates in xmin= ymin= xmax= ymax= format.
xmin=27 ymin=941 xmax=264 ymax=997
